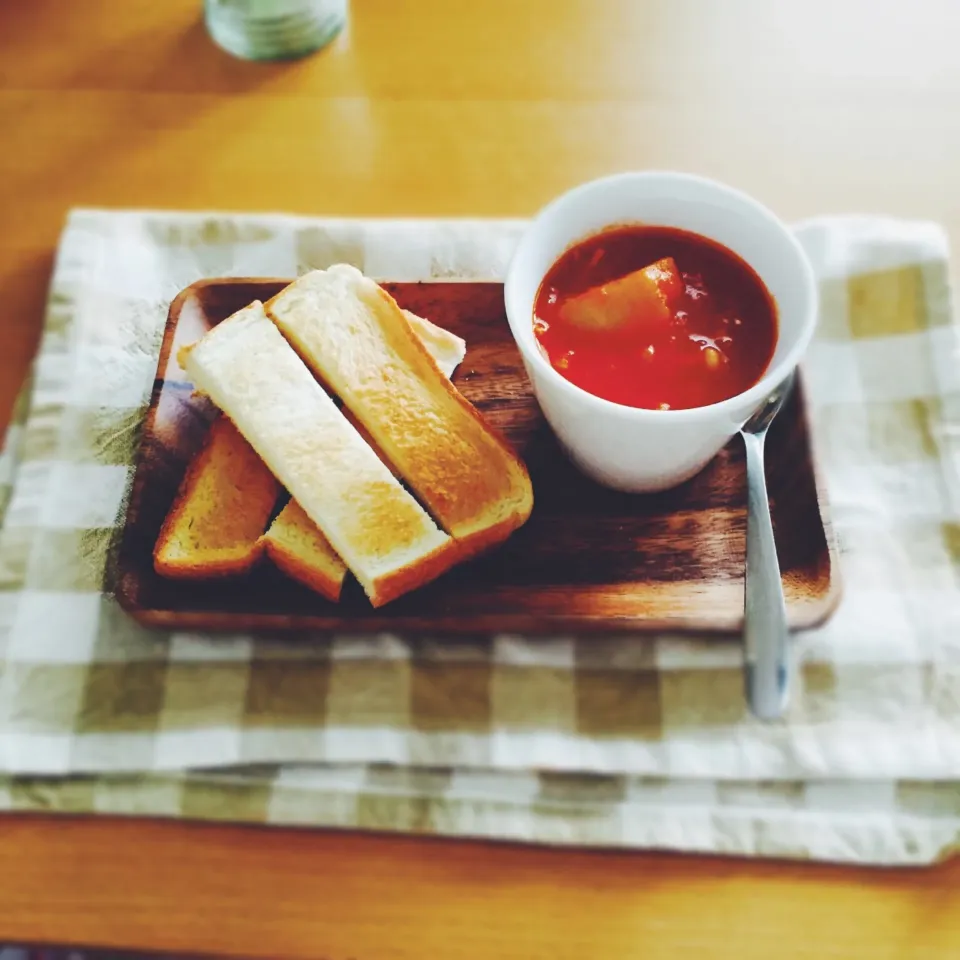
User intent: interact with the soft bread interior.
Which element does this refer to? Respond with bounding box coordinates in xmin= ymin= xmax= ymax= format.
xmin=266 ymin=266 xmax=532 ymax=553
xmin=181 ymin=300 xmax=455 ymax=605
xmin=261 ymin=498 xmax=347 ymax=602
xmin=153 ymin=415 xmax=280 ymax=577
xmin=257 ymin=311 xmax=467 ymax=597
xmin=159 ymin=299 xmax=468 ymax=601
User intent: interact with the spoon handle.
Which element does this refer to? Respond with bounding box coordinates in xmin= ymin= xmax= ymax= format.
xmin=742 ymin=430 xmax=789 ymax=720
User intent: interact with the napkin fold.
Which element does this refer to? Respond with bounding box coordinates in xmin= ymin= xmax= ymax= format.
xmin=0 ymin=209 xmax=958 ymax=865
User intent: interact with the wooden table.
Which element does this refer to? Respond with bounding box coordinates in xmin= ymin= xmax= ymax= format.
xmin=2 ymin=1 xmax=960 ymax=956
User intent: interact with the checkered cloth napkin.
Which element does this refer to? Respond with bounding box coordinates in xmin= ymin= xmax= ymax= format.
xmin=0 ymin=209 xmax=958 ymax=865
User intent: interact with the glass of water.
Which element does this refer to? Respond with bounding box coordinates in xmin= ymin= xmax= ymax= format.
xmin=204 ymin=0 xmax=347 ymax=61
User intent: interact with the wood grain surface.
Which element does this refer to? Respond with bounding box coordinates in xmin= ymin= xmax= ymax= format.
xmin=117 ymin=278 xmax=838 ymax=634
xmin=4 ymin=815 xmax=959 ymax=960
xmin=2 ymin=0 xmax=960 ymax=957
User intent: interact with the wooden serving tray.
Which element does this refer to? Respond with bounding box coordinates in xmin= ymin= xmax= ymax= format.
xmin=115 ymin=278 xmax=841 ymax=635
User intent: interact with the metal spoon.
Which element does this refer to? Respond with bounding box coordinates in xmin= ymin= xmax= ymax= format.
xmin=741 ymin=374 xmax=795 ymax=721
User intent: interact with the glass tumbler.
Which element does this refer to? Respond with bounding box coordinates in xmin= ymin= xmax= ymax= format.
xmin=204 ymin=0 xmax=347 ymax=61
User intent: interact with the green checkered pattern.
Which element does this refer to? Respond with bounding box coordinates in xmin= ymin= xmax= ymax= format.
xmin=0 ymin=210 xmax=958 ymax=865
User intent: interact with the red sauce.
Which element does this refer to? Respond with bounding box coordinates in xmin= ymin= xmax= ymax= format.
xmin=533 ymin=226 xmax=778 ymax=411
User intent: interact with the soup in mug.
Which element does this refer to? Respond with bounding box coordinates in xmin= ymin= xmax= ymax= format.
xmin=533 ymin=225 xmax=778 ymax=411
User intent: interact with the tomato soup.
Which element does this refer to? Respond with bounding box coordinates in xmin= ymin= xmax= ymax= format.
xmin=533 ymin=226 xmax=778 ymax=411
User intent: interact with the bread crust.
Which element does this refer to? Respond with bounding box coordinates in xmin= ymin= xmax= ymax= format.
xmin=157 ymin=301 xmax=469 ymax=603
xmin=259 ymin=499 xmax=346 ymax=602
xmin=157 ymin=278 xmax=528 ymax=608
xmin=265 ymin=266 xmax=533 ymax=553
xmin=263 ymin=538 xmax=344 ymax=603
xmin=153 ymin=415 xmax=279 ymax=578
xmin=401 ymin=310 xmax=466 ymax=378
xmin=182 ymin=300 xmax=453 ymax=605
xmin=365 ymin=535 xmax=464 ymax=608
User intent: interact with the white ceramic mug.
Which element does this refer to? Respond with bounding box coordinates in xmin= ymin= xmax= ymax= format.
xmin=504 ymin=171 xmax=819 ymax=492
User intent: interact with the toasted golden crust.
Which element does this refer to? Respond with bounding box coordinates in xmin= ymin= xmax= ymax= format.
xmin=344 ymin=316 xmax=464 ymax=480
xmin=267 ymin=541 xmax=342 ymax=602
xmin=366 ymin=536 xmax=464 ymax=608
xmin=265 ymin=266 xmax=533 ymax=552
xmin=153 ymin=416 xmax=280 ymax=578
xmin=451 ymin=511 xmax=531 ymax=564
xmin=257 ymin=308 xmax=468 ymax=599
xmin=161 ymin=302 xmax=468 ymax=603
xmin=260 ymin=500 xmax=346 ymax=602
xmin=182 ymin=300 xmax=453 ymax=605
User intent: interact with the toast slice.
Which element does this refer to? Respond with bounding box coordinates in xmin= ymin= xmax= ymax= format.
xmin=260 ymin=499 xmax=347 ymax=602
xmin=153 ymin=415 xmax=280 ymax=578
xmin=266 ymin=265 xmax=533 ymax=558
xmin=155 ymin=299 xmax=465 ymax=593
xmin=402 ymin=310 xmax=466 ymax=378
xmin=340 ymin=311 xmax=466 ymax=481
xmin=181 ymin=300 xmax=458 ymax=607
xmin=258 ymin=311 xmax=466 ymax=599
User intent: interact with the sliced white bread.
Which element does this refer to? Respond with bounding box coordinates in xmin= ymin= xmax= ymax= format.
xmin=261 ymin=498 xmax=347 ymax=602
xmin=266 ymin=265 xmax=533 ymax=559
xmin=157 ymin=304 xmax=465 ymax=592
xmin=153 ymin=415 xmax=280 ymax=578
xmin=402 ymin=310 xmax=466 ymax=378
xmin=181 ymin=300 xmax=458 ymax=607
xmin=258 ymin=309 xmax=466 ymax=599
